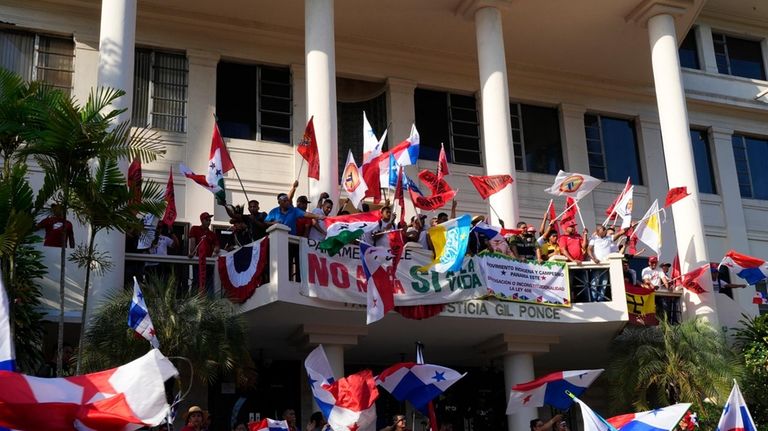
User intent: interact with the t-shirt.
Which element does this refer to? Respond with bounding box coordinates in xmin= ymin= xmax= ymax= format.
xmin=189 ymin=225 xmax=219 ymax=257
xmin=558 ymin=233 xmax=584 ymax=261
xmin=265 ymin=206 xmax=306 ymax=235
xmin=539 ymin=241 xmax=560 ymax=260
xmin=511 ymin=234 xmax=537 ymax=260
xmin=149 ymin=235 xmax=174 ymax=256
xmin=641 ymin=267 xmax=667 ymax=288
xmin=39 ymin=217 xmax=74 ymax=248
xmin=307 ymin=208 xmax=327 ymax=241
xmin=589 ymin=235 xmax=615 ymax=261
xmin=247 ymin=212 xmax=268 ymax=240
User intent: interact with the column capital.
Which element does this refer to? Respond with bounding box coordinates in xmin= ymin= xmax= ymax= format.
xmin=625 ymin=0 xmax=694 ymax=26
xmin=474 ymin=334 xmax=559 ymax=357
xmin=454 ymin=0 xmax=513 ymax=20
xmin=187 ymin=49 xmax=220 ymax=67
xmin=559 ymin=103 xmax=586 ymax=119
xmin=709 ymin=126 xmax=734 ymax=140
xmin=291 ymin=324 xmax=367 ymax=350
xmin=386 ymin=77 xmax=417 ymax=94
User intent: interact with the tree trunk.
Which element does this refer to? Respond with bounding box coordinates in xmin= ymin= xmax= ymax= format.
xmin=56 ymin=192 xmax=69 ymax=377
xmin=75 ymin=228 xmax=97 ymax=374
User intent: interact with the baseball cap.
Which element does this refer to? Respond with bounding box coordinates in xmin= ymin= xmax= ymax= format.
xmin=661 ymin=262 xmax=671 ymax=268
xmin=526 ymin=226 xmax=536 ymax=233
xmin=297 ymin=195 xmax=311 ymax=204
xmin=277 ymin=193 xmax=289 ymax=201
xmin=565 ymin=220 xmax=577 ymax=227
xmin=649 ymin=256 xmax=658 ymax=263
xmin=199 ymin=212 xmax=212 ymax=221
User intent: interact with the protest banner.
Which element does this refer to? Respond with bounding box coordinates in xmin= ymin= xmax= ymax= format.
xmin=478 ymin=252 xmax=571 ymax=307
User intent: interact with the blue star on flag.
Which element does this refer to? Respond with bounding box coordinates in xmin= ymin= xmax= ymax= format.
xmin=432 ymin=371 xmax=446 ymax=382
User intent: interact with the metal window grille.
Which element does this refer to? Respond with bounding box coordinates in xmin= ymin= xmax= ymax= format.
xmin=732 ymin=134 xmax=755 ymax=198
xmin=447 ymin=93 xmax=481 ymax=166
xmin=584 ymin=113 xmax=607 ymax=180
xmin=0 ymin=30 xmax=74 ymax=95
xmin=257 ymin=66 xmax=292 ymax=144
xmin=510 ymin=103 xmax=525 ymax=170
xmin=713 ymin=33 xmax=731 ymax=75
xmin=132 ymin=49 xmax=188 ymax=132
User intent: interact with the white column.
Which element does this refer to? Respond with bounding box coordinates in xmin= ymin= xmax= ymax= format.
xmin=694 ymin=24 xmax=718 ymax=74
xmin=503 ymin=353 xmax=536 ymax=431
xmin=647 ymin=13 xmax=718 ymax=324
xmin=305 ymin=0 xmax=339 ymax=204
xmin=323 ymin=344 xmax=345 ymax=381
xmin=474 ymin=6 xmax=518 ymax=226
xmin=87 ymin=0 xmax=137 ymax=321
xmin=560 ymin=103 xmax=596 ymax=228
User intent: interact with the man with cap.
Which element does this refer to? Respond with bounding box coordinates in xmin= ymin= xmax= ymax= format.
xmin=641 ymin=256 xmax=670 ymax=290
xmin=188 ymin=212 xmax=220 ymax=294
xmin=295 ymin=195 xmax=313 ymax=237
xmin=265 ymin=193 xmax=325 ymax=235
xmin=181 ymin=405 xmax=207 ymax=431
xmin=558 ymin=220 xmax=588 ymax=262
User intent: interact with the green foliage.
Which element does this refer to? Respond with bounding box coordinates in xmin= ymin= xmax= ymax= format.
xmin=606 ymin=318 xmax=741 ymax=428
xmin=8 ymin=243 xmax=46 ymax=373
xmin=80 ymin=275 xmax=253 ymax=385
xmin=736 ymin=314 xmax=768 ymax=430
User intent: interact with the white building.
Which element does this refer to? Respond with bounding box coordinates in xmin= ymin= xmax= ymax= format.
xmin=2 ymin=0 xmax=767 ymax=429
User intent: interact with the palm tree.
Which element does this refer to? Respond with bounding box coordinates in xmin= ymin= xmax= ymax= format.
xmin=606 ymin=317 xmax=741 ymax=427
xmin=735 ymin=313 xmax=768 ymax=427
xmin=79 ymin=274 xmax=253 ymax=385
xmin=69 ymin=157 xmax=166 ymax=373
xmin=17 ymin=87 xmax=165 ymax=375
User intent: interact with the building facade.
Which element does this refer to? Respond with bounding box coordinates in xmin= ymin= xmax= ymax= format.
xmin=2 ymin=0 xmax=768 ymax=429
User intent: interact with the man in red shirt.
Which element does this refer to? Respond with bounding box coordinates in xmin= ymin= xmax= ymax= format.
xmin=188 ymin=212 xmax=220 ymax=294
xmin=557 ymin=220 xmax=587 ymax=262
xmin=36 ymin=203 xmax=75 ymax=248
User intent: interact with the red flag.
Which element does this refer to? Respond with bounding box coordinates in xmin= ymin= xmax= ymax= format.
xmin=671 ymin=255 xmax=682 ymax=286
xmin=418 ymin=170 xmax=451 ymax=195
xmin=297 ymin=116 xmax=320 ymax=180
xmin=605 ymin=178 xmax=631 ymax=220
xmin=468 ymin=174 xmax=514 ymax=200
xmin=664 ymin=186 xmax=690 ymax=207
xmin=409 ymin=188 xmax=457 ymax=211
xmin=560 ymin=197 xmax=578 ymax=227
xmin=437 ymin=143 xmax=449 ymax=181
xmin=387 ymin=230 xmax=406 ymax=277
xmin=394 ymin=166 xmax=405 ymax=225
xmin=546 ymin=199 xmax=561 ymax=235
xmin=680 ymin=264 xmax=709 ymax=294
xmin=212 ymin=120 xmax=235 ymax=173
xmin=127 ymin=156 xmax=142 ymax=206
xmin=161 ymin=167 xmax=176 ymax=227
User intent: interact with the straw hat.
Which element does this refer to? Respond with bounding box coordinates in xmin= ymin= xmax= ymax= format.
xmin=183 ymin=405 xmax=208 ymax=423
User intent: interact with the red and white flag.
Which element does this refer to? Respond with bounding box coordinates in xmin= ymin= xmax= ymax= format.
xmin=361 ymin=243 xmax=395 ymax=324
xmin=545 ymin=170 xmax=601 ymax=201
xmin=161 ymin=166 xmax=176 ymax=227
xmin=437 ymin=143 xmax=449 ymax=181
xmin=180 ymin=118 xmax=234 ymax=205
xmin=680 ymin=264 xmax=709 ymax=294
xmin=468 ymin=174 xmax=513 ymax=200
xmin=664 ymin=186 xmax=690 ymax=207
xmin=324 ymin=369 xmax=379 ymax=431
xmin=604 ymin=178 xmax=631 ymax=222
xmin=0 ymin=349 xmax=177 ymax=431
xmin=394 ymin=165 xmax=405 ymax=225
xmin=418 ymin=170 xmax=452 ymax=195
xmin=546 ymin=199 xmax=560 ymax=235
xmin=298 ymin=116 xmax=320 ymax=180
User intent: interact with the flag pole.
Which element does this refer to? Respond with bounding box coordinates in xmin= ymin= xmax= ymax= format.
xmin=213 ymin=114 xmax=250 ymax=203
xmin=415 ymin=342 xmax=439 ymax=431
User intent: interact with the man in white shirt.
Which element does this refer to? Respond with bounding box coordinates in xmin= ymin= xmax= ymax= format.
xmin=587 ymin=225 xmax=624 ymax=263
xmin=641 ymin=256 xmax=670 ymax=290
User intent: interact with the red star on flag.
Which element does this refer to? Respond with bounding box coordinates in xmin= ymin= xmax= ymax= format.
xmin=348 ymin=423 xmax=360 ymax=431
xmin=65 ymin=368 xmax=118 ymax=404
xmin=523 ymin=395 xmax=532 ymax=404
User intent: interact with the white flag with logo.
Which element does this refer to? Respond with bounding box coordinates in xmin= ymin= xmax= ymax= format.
xmin=614 ymin=185 xmax=634 ymax=229
xmin=545 ymin=170 xmax=602 ymax=201
xmin=341 ymin=150 xmax=368 ymax=208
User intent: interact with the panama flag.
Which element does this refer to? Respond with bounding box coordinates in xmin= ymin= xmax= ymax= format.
xmin=363 ymin=111 xmax=386 ymax=164
xmin=325 ymin=369 xmax=379 ymax=431
xmin=249 ymin=418 xmax=290 ymax=431
xmin=716 ymin=382 xmax=757 ymax=431
xmin=0 ymin=349 xmax=177 ymax=431
xmin=360 ymin=243 xmax=395 ymax=324
xmin=420 ymin=214 xmax=471 ymax=273
xmin=719 ymin=250 xmax=768 ymax=285
xmin=437 ymin=143 xmax=449 ymax=181
xmin=341 ymin=150 xmax=368 ymax=208
xmin=607 ymin=403 xmax=691 ymax=431
xmin=573 ymin=396 xmax=618 ymax=431
xmin=362 ymin=113 xmax=388 ymax=200
xmin=634 ymin=200 xmax=662 ymax=255
xmin=318 ymin=210 xmax=381 ymax=256
xmin=128 ymin=277 xmax=160 ymax=349
xmin=304 ymin=345 xmax=337 ymax=419
xmin=0 ymin=269 xmax=15 ymax=372
xmin=217 ymin=237 xmax=270 ymax=303
xmin=180 ymin=118 xmax=234 ymax=205
xmin=392 ymin=124 xmax=420 ymax=167
xmin=506 ymin=369 xmax=603 ymax=413
xmin=376 ymin=363 xmax=466 ymax=412
xmin=545 ymin=170 xmax=602 ymax=201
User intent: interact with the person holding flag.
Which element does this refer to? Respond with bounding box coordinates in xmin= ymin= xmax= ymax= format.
xmin=265 ymin=193 xmax=326 ymax=236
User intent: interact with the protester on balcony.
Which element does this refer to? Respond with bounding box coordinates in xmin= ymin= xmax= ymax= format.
xmin=36 ymin=203 xmax=75 ymax=248
xmin=529 ymin=414 xmax=563 ymax=431
xmin=145 ymin=224 xmax=179 ymax=280
xmin=623 ymin=259 xmax=638 ymax=285
xmin=316 ymin=191 xmax=330 ymax=209
xmin=641 ymin=256 xmax=669 ymax=290
xmin=367 ymin=205 xmax=395 ymax=247
xmin=587 ymin=225 xmax=626 ymax=264
xmin=712 ymin=263 xmax=746 ymax=299
xmin=468 ymin=215 xmax=489 ymax=255
xmin=308 ymin=198 xmax=333 ymax=241
xmin=557 ymin=221 xmax=587 ymax=263
xmin=247 ymin=199 xmax=269 ymax=240
xmin=282 ymin=408 xmax=298 ymax=431
xmin=305 ymin=411 xmax=330 ymax=431
xmin=265 ymin=192 xmax=325 ymax=235
xmin=189 ymin=212 xmax=220 ymax=294
xmin=536 ymin=230 xmax=560 ymax=262
xmin=295 ymin=195 xmax=313 ymax=237
xmin=180 ymin=406 xmax=207 ymax=431
xmin=379 ymin=414 xmax=410 ymax=431
xmin=287 ymin=180 xmax=299 ymax=203
xmin=406 ymin=214 xmax=429 ymax=249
